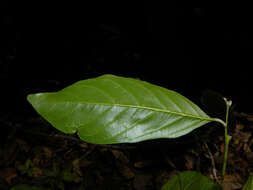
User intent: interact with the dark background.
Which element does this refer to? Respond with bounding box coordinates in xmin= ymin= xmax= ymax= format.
xmin=1 ymin=7 xmax=253 ymax=116
xmin=1 ymin=7 xmax=253 ymax=190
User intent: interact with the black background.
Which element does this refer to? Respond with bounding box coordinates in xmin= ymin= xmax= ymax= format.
xmin=1 ymin=7 xmax=253 ymax=116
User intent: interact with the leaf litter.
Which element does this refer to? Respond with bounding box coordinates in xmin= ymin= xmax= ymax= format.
xmin=0 ymin=110 xmax=252 ymax=190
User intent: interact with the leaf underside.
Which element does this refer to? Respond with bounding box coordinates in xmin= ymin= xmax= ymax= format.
xmin=162 ymin=171 xmax=222 ymax=190
xmin=27 ymin=74 xmax=216 ymax=144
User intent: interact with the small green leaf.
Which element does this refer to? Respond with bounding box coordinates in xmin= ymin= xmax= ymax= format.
xmin=243 ymin=174 xmax=253 ymax=190
xmin=162 ymin=171 xmax=222 ymax=190
xmin=25 ymin=159 xmax=32 ymax=170
xmin=28 ymin=74 xmax=222 ymax=144
xmin=60 ymin=169 xmax=78 ymax=182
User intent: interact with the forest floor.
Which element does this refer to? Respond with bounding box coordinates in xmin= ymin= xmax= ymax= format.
xmin=0 ymin=111 xmax=253 ymax=190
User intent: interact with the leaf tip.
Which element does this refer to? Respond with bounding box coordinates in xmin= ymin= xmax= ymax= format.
xmin=27 ymin=93 xmax=46 ymax=110
xmin=27 ymin=94 xmax=35 ymax=104
xmin=27 ymin=93 xmax=44 ymax=104
xmin=27 ymin=93 xmax=32 ymax=99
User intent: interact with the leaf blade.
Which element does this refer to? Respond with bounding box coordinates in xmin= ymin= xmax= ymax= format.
xmin=162 ymin=171 xmax=222 ymax=190
xmin=27 ymin=74 xmax=218 ymax=144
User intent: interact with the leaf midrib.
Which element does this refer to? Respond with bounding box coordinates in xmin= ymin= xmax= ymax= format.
xmin=40 ymin=100 xmax=216 ymax=122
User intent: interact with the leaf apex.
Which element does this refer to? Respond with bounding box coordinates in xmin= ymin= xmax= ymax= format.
xmin=27 ymin=94 xmax=35 ymax=104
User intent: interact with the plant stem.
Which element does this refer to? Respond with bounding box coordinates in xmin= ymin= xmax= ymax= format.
xmin=221 ymin=98 xmax=232 ymax=183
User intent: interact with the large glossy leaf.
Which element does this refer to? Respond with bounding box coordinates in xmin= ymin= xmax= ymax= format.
xmin=162 ymin=171 xmax=222 ymax=190
xmin=27 ymin=74 xmax=221 ymax=144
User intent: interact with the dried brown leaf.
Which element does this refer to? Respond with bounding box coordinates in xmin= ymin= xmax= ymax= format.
xmin=0 ymin=168 xmax=17 ymax=184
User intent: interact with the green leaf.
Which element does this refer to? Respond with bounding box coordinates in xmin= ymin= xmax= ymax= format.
xmin=27 ymin=74 xmax=221 ymax=144
xmin=60 ymin=169 xmax=78 ymax=182
xmin=162 ymin=171 xmax=222 ymax=190
xmin=243 ymin=174 xmax=253 ymax=190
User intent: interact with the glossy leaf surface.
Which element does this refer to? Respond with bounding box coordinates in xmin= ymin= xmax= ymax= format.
xmin=28 ymin=74 xmax=219 ymax=144
xmin=162 ymin=171 xmax=222 ymax=190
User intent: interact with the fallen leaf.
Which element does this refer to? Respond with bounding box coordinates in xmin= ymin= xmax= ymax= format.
xmin=111 ymin=150 xmax=129 ymax=164
xmin=42 ymin=147 xmax=52 ymax=158
xmin=79 ymin=160 xmax=92 ymax=167
xmin=119 ymin=165 xmax=135 ymax=179
xmin=0 ymin=168 xmax=17 ymax=184
xmin=72 ymin=159 xmax=83 ymax=176
xmin=165 ymin=157 xmax=176 ymax=169
xmin=134 ymin=161 xmax=152 ymax=168
xmin=223 ymin=174 xmax=243 ymax=190
xmin=133 ymin=174 xmax=152 ymax=190
xmin=32 ymin=157 xmax=41 ymax=165
xmin=32 ymin=167 xmax=43 ymax=177
xmin=79 ymin=143 xmax=88 ymax=150
xmin=185 ymin=154 xmax=195 ymax=170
